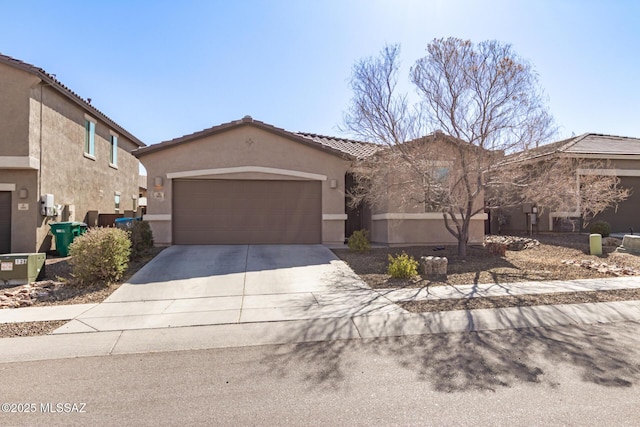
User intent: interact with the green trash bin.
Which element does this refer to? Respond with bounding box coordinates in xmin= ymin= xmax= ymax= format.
xmin=50 ymin=221 xmax=88 ymax=257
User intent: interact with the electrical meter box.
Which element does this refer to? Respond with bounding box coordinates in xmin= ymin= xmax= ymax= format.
xmin=0 ymin=253 xmax=46 ymax=286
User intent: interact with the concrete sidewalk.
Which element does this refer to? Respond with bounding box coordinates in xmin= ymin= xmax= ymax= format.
xmin=377 ymin=276 xmax=640 ymax=302
xmin=0 ymin=276 xmax=639 ymax=363
xmin=0 ymin=299 xmax=639 ymax=363
xmin=2 ymin=276 xmax=638 ymax=326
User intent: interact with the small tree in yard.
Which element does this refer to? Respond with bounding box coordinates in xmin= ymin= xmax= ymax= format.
xmin=344 ymin=38 xmax=628 ymax=256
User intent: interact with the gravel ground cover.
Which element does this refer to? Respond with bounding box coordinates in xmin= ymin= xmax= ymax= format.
xmin=0 ymin=247 xmax=164 ymax=338
xmin=334 ymin=233 xmax=640 ymax=312
xmin=401 ymin=288 xmax=640 ymax=313
xmin=333 ymin=233 xmax=640 ymax=289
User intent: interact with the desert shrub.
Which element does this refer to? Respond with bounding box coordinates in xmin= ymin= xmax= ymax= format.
xmin=387 ymin=252 xmax=419 ymax=278
xmin=69 ymin=227 xmax=131 ymax=284
xmin=348 ymin=229 xmax=370 ymax=253
xmin=129 ymin=220 xmax=154 ymax=258
xmin=590 ymin=220 xmax=611 ymax=237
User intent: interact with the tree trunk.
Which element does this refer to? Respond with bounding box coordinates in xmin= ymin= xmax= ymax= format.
xmin=457 ymin=219 xmax=470 ymax=257
xmin=457 ymin=238 xmax=467 ymax=257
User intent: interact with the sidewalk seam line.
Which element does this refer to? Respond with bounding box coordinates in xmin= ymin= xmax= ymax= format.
xmin=238 ymin=245 xmax=250 ymax=323
xmin=72 ymin=303 xmax=102 ymax=319
xmin=108 ymin=330 xmax=124 ymax=355
xmin=76 ymin=318 xmax=99 ymax=332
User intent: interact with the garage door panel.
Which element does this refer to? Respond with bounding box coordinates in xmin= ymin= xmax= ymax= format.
xmin=173 ymin=180 xmax=321 ymax=244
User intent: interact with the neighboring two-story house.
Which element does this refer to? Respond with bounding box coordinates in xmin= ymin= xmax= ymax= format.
xmin=0 ymin=54 xmax=145 ymax=254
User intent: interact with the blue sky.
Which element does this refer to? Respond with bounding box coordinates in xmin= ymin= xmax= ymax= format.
xmin=1 ymin=0 xmax=639 ymax=149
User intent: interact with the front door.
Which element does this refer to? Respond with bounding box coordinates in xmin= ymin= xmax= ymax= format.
xmin=0 ymin=192 xmax=11 ymax=254
xmin=345 ymin=173 xmax=370 ymax=239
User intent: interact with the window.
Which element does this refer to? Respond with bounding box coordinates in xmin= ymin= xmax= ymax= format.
xmin=114 ymin=194 xmax=121 ymax=212
xmin=433 ymin=167 xmax=449 ymax=181
xmin=110 ymin=134 xmax=118 ymax=166
xmin=84 ymin=119 xmax=95 ymax=156
xmin=422 ymin=164 xmax=451 ymax=212
xmin=132 ymin=196 xmax=138 ymax=212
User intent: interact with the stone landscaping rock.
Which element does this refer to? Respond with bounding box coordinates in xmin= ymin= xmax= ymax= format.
xmin=0 ymin=280 xmax=60 ymax=309
xmin=484 ymin=235 xmax=540 ymax=251
xmin=616 ymin=235 xmax=640 ymax=254
xmin=562 ymin=259 xmax=640 ymax=276
xmin=420 ymin=256 xmax=448 ymax=279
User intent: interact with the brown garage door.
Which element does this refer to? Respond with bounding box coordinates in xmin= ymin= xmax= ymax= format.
xmin=173 ymin=179 xmax=322 ymax=244
xmin=0 ymin=192 xmax=10 ymax=254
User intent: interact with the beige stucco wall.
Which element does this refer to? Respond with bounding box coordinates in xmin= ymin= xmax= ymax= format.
xmin=0 ymin=65 xmax=141 ymax=253
xmin=371 ymin=216 xmax=485 ymax=246
xmin=138 ymin=125 xmax=351 ymax=245
xmin=0 ymin=170 xmax=38 ymax=252
xmin=33 ymin=86 xmax=140 ymax=251
xmin=0 ymin=62 xmax=39 ymax=157
xmin=361 ymin=139 xmax=487 ymax=245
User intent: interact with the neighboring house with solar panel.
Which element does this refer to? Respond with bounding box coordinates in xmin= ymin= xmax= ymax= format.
xmin=0 ymin=54 xmax=145 ymax=254
xmin=492 ymin=133 xmax=640 ymax=234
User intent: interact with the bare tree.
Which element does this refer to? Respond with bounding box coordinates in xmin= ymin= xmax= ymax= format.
xmin=345 ymin=38 xmax=558 ymax=256
xmin=492 ymin=156 xmax=631 ymax=228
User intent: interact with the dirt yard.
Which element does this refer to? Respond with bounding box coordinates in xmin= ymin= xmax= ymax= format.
xmin=333 ymin=233 xmax=640 ymax=289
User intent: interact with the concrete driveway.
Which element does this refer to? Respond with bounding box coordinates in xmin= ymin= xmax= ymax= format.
xmin=55 ymin=245 xmax=404 ymax=333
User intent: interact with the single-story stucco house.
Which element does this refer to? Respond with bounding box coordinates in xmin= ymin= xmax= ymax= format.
xmin=494 ymin=133 xmax=640 ymax=234
xmin=134 ymin=116 xmax=485 ymax=246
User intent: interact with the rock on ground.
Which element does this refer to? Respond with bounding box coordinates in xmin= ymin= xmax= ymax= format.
xmin=484 ymin=235 xmax=540 ymax=251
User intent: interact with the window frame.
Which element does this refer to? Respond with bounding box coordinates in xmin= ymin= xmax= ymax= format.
xmin=84 ymin=115 xmax=96 ymax=158
xmin=109 ymin=131 xmax=118 ymax=167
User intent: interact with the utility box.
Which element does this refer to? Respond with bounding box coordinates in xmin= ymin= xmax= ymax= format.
xmin=590 ymin=234 xmax=603 ymax=256
xmin=0 ymin=253 xmax=46 ymax=286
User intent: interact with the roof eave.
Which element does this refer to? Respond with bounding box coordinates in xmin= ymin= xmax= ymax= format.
xmin=134 ymin=118 xmax=356 ymax=159
xmin=0 ymin=54 xmax=145 ymax=148
xmin=38 ymin=73 xmax=146 ymax=148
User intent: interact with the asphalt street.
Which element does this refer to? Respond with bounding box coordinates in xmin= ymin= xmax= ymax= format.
xmin=1 ymin=321 xmax=640 ymax=426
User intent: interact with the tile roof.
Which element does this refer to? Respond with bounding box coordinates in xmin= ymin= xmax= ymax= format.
xmin=0 ymin=53 xmax=144 ymax=147
xmin=134 ymin=116 xmax=381 ymax=159
xmin=506 ymin=133 xmax=640 ymax=162
xmin=295 ymin=132 xmax=381 ymax=158
xmin=565 ymin=133 xmax=640 ymax=155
